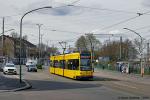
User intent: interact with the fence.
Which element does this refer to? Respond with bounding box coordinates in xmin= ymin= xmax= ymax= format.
xmin=95 ymin=62 xmax=150 ymax=75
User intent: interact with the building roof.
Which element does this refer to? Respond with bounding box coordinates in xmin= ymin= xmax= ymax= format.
xmin=0 ymin=35 xmax=36 ymax=48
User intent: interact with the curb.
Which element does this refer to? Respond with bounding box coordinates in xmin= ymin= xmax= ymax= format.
xmin=0 ymin=79 xmax=32 ymax=93
xmin=12 ymin=79 xmax=32 ymax=92
xmin=0 ymin=75 xmax=32 ymax=93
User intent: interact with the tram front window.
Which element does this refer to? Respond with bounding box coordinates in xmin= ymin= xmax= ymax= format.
xmin=80 ymin=59 xmax=91 ymax=71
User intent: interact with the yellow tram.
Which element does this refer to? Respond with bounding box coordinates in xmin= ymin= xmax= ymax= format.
xmin=49 ymin=52 xmax=93 ymax=79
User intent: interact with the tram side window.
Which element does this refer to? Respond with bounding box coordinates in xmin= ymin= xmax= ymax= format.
xmin=59 ymin=60 xmax=65 ymax=68
xmin=50 ymin=60 xmax=53 ymax=67
xmin=67 ymin=59 xmax=79 ymax=70
xmin=54 ymin=60 xmax=59 ymax=68
xmin=73 ymin=59 xmax=79 ymax=70
xmin=67 ymin=60 xmax=72 ymax=70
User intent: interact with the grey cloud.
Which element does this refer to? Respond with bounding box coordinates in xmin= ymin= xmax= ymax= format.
xmin=24 ymin=0 xmax=50 ymax=12
xmin=37 ymin=6 xmax=83 ymax=16
xmin=54 ymin=0 xmax=81 ymax=5
xmin=16 ymin=0 xmax=53 ymax=15
xmin=12 ymin=19 xmax=36 ymax=28
xmin=23 ymin=21 xmax=37 ymax=26
xmin=21 ymin=0 xmax=84 ymax=16
xmin=142 ymin=0 xmax=150 ymax=7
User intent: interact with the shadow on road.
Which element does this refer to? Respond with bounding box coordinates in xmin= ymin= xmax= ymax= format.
xmin=93 ymin=76 xmax=120 ymax=81
xmin=25 ymin=79 xmax=102 ymax=91
xmin=0 ymin=74 xmax=25 ymax=90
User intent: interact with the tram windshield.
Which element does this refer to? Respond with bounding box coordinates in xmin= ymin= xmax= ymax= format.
xmin=80 ymin=59 xmax=92 ymax=71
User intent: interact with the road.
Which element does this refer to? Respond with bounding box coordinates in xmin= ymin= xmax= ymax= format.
xmin=0 ymin=72 xmax=25 ymax=91
xmin=0 ymin=66 xmax=150 ymax=100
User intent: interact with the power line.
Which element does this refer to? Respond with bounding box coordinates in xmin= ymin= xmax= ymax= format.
xmin=95 ymin=10 xmax=150 ymax=31
xmin=69 ymin=5 xmax=138 ymax=14
xmin=121 ymin=25 xmax=150 ymax=35
xmin=101 ymin=16 xmax=140 ymax=30
xmin=143 ymin=10 xmax=150 ymax=15
xmin=1 ymin=0 xmax=81 ymax=18
xmin=55 ymin=1 xmax=140 ymax=15
xmin=134 ymin=25 xmax=150 ymax=31
xmin=67 ymin=4 xmax=150 ymax=31
xmin=0 ymin=13 xmax=22 ymax=18
xmin=2 ymin=4 xmax=150 ymax=39
xmin=46 ymin=28 xmax=82 ymax=35
xmin=70 ymin=0 xmax=81 ymax=5
xmin=54 ymin=0 xmax=81 ymax=6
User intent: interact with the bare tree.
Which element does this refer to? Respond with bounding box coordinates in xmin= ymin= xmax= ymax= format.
xmin=85 ymin=34 xmax=101 ymax=51
xmin=75 ymin=34 xmax=101 ymax=52
xmin=134 ymin=38 xmax=146 ymax=56
xmin=11 ymin=32 xmax=28 ymax=40
xmin=75 ymin=35 xmax=88 ymax=51
xmin=99 ymin=39 xmax=137 ymax=61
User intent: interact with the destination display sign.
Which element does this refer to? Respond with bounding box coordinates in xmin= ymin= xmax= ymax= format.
xmin=80 ymin=53 xmax=91 ymax=59
xmin=80 ymin=56 xmax=91 ymax=59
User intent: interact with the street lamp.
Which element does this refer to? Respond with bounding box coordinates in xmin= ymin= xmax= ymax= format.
xmin=36 ymin=24 xmax=43 ymax=64
xmin=19 ymin=6 xmax=53 ymax=83
xmin=123 ymin=28 xmax=144 ymax=77
xmin=19 ymin=5 xmax=73 ymax=83
xmin=123 ymin=28 xmax=143 ymax=42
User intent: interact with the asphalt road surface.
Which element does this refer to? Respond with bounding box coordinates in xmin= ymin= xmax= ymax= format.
xmin=0 ymin=66 xmax=149 ymax=100
xmin=0 ymin=72 xmax=25 ymax=91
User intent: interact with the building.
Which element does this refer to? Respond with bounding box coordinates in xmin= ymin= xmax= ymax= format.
xmin=0 ymin=35 xmax=38 ymax=64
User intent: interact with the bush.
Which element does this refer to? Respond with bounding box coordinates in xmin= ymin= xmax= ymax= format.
xmin=36 ymin=64 xmax=43 ymax=69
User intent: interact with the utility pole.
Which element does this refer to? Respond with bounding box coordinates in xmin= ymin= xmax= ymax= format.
xmin=85 ymin=33 xmax=95 ymax=72
xmin=69 ymin=45 xmax=71 ymax=50
xmin=120 ymin=36 xmax=122 ymax=61
xmin=147 ymin=42 xmax=150 ymax=73
xmin=46 ymin=40 xmax=49 ymax=56
xmin=59 ymin=41 xmax=67 ymax=76
xmin=2 ymin=17 xmax=4 ymax=56
xmin=147 ymin=42 xmax=150 ymax=63
xmin=40 ymin=34 xmax=44 ymax=59
xmin=46 ymin=40 xmax=49 ymax=50
xmin=36 ymin=24 xmax=43 ymax=64
xmin=59 ymin=41 xmax=67 ymax=55
xmin=123 ymin=28 xmax=144 ymax=77
xmin=94 ymin=33 xmax=123 ymax=60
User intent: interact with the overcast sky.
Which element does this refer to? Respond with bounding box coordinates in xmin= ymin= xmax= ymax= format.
xmin=0 ymin=0 xmax=150 ymax=49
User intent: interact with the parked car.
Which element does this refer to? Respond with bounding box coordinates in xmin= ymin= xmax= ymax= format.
xmin=27 ymin=64 xmax=37 ymax=72
xmin=3 ymin=63 xmax=17 ymax=75
xmin=26 ymin=60 xmax=37 ymax=67
xmin=0 ymin=56 xmax=5 ymax=72
xmin=0 ymin=63 xmax=4 ymax=72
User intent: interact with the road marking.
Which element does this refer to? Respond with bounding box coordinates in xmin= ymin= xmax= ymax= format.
xmin=113 ymin=82 xmax=138 ymax=89
xmin=13 ymin=75 xmax=19 ymax=79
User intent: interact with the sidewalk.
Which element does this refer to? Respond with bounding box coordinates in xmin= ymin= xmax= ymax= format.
xmin=0 ymin=72 xmax=26 ymax=91
xmin=94 ymin=68 xmax=150 ymax=85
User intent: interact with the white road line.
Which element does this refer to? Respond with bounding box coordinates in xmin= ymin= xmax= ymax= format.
xmin=113 ymin=82 xmax=138 ymax=89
